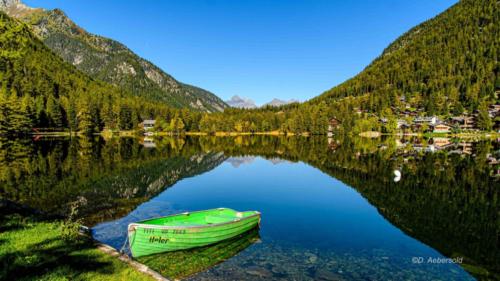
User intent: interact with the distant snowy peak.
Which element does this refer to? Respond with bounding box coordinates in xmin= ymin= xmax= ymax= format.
xmin=225 ymin=95 xmax=257 ymax=109
xmin=226 ymin=96 xmax=299 ymax=109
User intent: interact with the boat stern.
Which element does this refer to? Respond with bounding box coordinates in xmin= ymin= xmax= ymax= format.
xmin=127 ymin=223 xmax=138 ymax=257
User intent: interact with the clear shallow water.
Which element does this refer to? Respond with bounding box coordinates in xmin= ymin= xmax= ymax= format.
xmin=2 ymin=136 xmax=497 ymax=280
xmin=93 ymin=156 xmax=473 ymax=280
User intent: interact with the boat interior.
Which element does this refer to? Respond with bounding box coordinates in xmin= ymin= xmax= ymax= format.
xmin=138 ymin=208 xmax=259 ymax=226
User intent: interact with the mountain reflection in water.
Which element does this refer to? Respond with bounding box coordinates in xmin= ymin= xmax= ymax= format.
xmin=0 ymin=135 xmax=498 ymax=280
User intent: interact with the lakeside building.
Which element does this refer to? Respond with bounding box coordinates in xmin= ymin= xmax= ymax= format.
xmin=414 ymin=116 xmax=438 ymax=125
xmin=449 ymin=116 xmax=476 ymax=130
xmin=327 ymin=118 xmax=341 ymax=136
xmin=431 ymin=137 xmax=452 ymax=148
xmin=489 ymin=104 xmax=500 ymax=118
xmin=140 ymin=120 xmax=156 ymax=131
xmin=142 ymin=137 xmax=157 ymax=148
xmin=432 ymin=124 xmax=451 ymax=133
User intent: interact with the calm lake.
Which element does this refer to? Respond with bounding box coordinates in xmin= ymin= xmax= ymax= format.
xmin=1 ymin=136 xmax=498 ymax=280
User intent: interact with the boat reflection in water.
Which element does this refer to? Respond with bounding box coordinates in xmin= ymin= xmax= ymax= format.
xmin=136 ymin=228 xmax=260 ymax=280
xmin=141 ymin=137 xmax=157 ymax=148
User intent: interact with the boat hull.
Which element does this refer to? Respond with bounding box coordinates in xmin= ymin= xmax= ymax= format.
xmin=128 ymin=209 xmax=260 ymax=257
xmin=136 ymin=229 xmax=260 ymax=279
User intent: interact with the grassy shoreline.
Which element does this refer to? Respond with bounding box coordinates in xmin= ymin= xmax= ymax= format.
xmin=0 ymin=211 xmax=158 ymax=281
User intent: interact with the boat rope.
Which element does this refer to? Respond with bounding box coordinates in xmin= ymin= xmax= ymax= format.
xmin=119 ymin=234 xmax=129 ymax=254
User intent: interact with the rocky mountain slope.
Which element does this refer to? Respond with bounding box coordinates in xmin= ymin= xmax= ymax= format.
xmin=0 ymin=0 xmax=227 ymax=112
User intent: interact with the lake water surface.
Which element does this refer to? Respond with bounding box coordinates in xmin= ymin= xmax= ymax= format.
xmin=1 ymin=136 xmax=498 ymax=280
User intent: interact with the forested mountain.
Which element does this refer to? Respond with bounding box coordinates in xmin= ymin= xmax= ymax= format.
xmin=179 ymin=0 xmax=499 ymax=135
xmin=306 ymin=0 xmax=499 ymax=125
xmin=0 ymin=10 xmax=186 ymax=134
xmin=0 ymin=0 xmax=227 ymax=112
xmin=1 ymin=0 xmax=497 ymax=135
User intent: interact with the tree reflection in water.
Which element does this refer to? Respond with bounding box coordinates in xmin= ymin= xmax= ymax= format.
xmin=0 ymin=135 xmax=498 ymax=279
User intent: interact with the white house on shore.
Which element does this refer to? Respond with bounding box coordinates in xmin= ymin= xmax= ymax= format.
xmin=414 ymin=116 xmax=438 ymax=125
xmin=140 ymin=120 xmax=156 ymax=131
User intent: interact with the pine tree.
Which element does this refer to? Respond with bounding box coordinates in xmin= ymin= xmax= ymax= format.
xmin=170 ymin=115 xmax=185 ymax=134
xmin=119 ymin=105 xmax=132 ymax=130
xmin=78 ymin=100 xmax=95 ymax=135
xmin=18 ymin=94 xmax=34 ymax=133
xmin=249 ymin=122 xmax=257 ymax=133
xmin=199 ymin=114 xmax=210 ymax=132
xmin=101 ymin=99 xmax=116 ymax=130
xmin=21 ymin=95 xmax=35 ymax=127
xmin=0 ymin=88 xmax=9 ymax=135
xmin=5 ymin=91 xmax=31 ymax=135
xmin=476 ymin=101 xmax=492 ymax=131
xmin=67 ymin=98 xmax=78 ymax=133
xmin=46 ymin=95 xmax=64 ymax=128
xmin=91 ymin=105 xmax=103 ymax=132
xmin=34 ymin=96 xmax=48 ymax=128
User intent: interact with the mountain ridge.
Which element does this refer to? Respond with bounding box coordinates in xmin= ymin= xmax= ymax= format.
xmin=225 ymin=95 xmax=257 ymax=109
xmin=263 ymin=98 xmax=299 ymax=107
xmin=226 ymin=95 xmax=299 ymax=109
xmin=0 ymin=0 xmax=227 ymax=112
xmin=191 ymin=0 xmax=499 ymax=134
xmin=308 ymin=0 xmax=499 ymax=117
xmin=0 ymin=10 xmax=192 ymax=134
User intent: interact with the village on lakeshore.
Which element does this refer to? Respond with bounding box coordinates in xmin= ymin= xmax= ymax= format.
xmin=324 ymin=101 xmax=500 ymax=136
xmin=378 ymin=103 xmax=500 ymax=134
xmin=136 ymin=102 xmax=500 ymax=137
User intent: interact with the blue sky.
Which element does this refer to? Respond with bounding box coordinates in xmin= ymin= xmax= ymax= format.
xmin=25 ymin=0 xmax=457 ymax=105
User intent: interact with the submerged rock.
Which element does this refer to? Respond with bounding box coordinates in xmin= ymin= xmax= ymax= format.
xmin=245 ymin=266 xmax=273 ymax=278
xmin=314 ymin=268 xmax=345 ymax=281
xmin=305 ymin=252 xmax=318 ymax=264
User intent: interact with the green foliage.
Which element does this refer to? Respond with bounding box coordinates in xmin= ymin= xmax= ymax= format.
xmin=118 ymin=105 xmax=133 ymax=130
xmin=0 ymin=88 xmax=32 ymax=135
xmin=215 ymin=0 xmax=499 ymax=135
xmin=477 ymin=100 xmax=493 ymax=130
xmin=0 ymin=135 xmax=499 ymax=278
xmin=61 ymin=197 xmax=86 ymax=242
xmin=189 ymin=102 xmax=331 ymax=134
xmin=77 ymin=99 xmax=95 ymax=134
xmin=15 ymin=8 xmax=227 ymax=112
xmin=46 ymin=95 xmax=64 ymax=128
xmin=2 ymin=0 xmax=498 ymax=136
xmin=0 ymin=137 xmax=227 ymax=225
xmin=0 ymin=213 xmax=155 ymax=280
xmin=169 ymin=115 xmax=185 ymax=134
xmin=308 ymin=0 xmax=498 ymax=118
xmin=384 ymin=117 xmax=398 ymax=134
xmin=0 ymin=11 xmax=181 ymax=135
xmin=352 ymin=116 xmax=380 ymax=135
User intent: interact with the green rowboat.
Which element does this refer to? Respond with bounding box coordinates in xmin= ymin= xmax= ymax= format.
xmin=128 ymin=208 xmax=261 ymax=257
